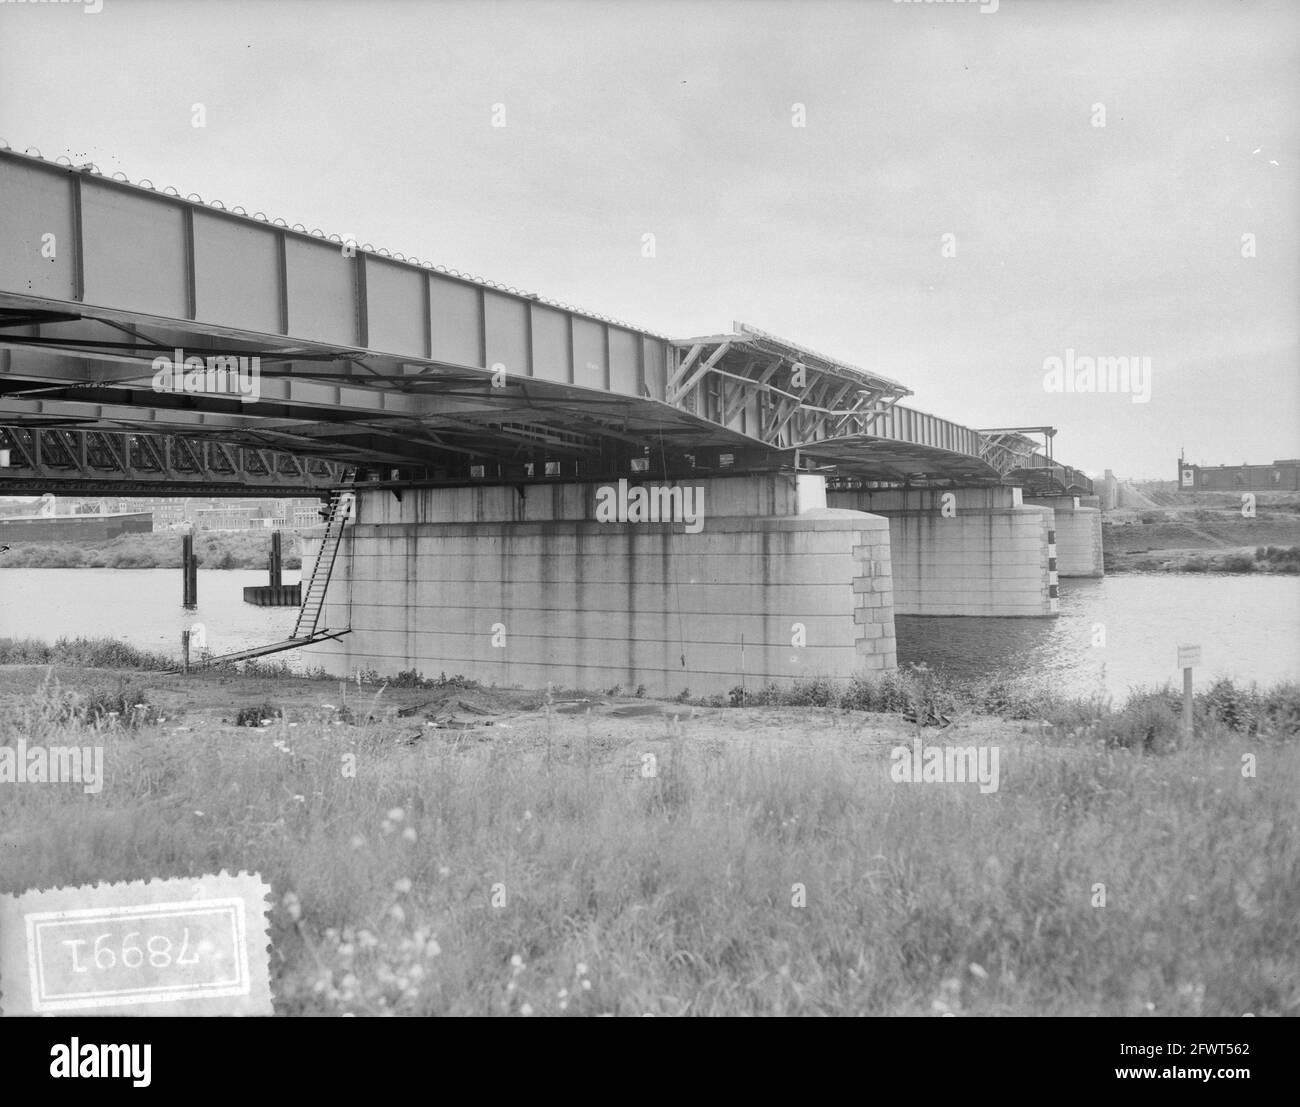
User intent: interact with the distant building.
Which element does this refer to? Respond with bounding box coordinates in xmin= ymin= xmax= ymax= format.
xmin=0 ymin=512 xmax=153 ymax=543
xmin=1177 ymin=456 xmax=1300 ymax=492
xmin=106 ymin=496 xmax=324 ymax=531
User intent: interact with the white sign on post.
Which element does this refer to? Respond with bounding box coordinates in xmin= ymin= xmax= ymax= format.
xmin=1178 ymin=644 xmax=1201 ymax=669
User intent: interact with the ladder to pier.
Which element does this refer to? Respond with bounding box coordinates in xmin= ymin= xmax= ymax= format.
xmin=292 ymin=470 xmax=356 ymax=639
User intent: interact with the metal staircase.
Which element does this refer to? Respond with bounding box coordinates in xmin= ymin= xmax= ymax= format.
xmin=292 ymin=470 xmax=356 ymax=639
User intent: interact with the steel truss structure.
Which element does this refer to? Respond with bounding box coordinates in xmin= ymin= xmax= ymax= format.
xmin=978 ymin=427 xmax=1093 ymax=496
xmin=0 ymin=424 xmax=346 ymax=495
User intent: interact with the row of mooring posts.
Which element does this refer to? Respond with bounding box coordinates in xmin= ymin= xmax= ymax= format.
xmin=182 ymin=530 xmax=299 ymax=609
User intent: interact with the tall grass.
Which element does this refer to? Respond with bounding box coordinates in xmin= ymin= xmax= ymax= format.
xmin=1 ymin=673 xmax=1296 ymax=1016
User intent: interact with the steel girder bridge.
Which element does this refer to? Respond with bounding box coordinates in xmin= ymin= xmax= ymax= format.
xmin=0 ymin=147 xmax=1090 ymax=498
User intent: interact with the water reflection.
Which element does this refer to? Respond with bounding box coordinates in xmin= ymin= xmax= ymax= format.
xmin=899 ymin=574 xmax=1300 ymax=700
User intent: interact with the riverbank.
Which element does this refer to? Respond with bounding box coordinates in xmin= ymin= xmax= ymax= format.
xmin=1 ymin=659 xmax=1296 ymax=1016
xmin=0 ymin=529 xmax=304 ymax=570
xmin=1103 ymin=500 xmax=1300 ymax=573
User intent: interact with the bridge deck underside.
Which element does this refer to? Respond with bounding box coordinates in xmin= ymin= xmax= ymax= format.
xmin=0 ymin=292 xmax=1001 ymax=488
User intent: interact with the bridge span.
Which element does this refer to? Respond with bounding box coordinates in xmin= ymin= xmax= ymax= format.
xmin=0 ymin=146 xmax=1102 ymax=693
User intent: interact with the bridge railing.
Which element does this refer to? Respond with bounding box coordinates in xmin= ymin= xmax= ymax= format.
xmin=867 ymin=404 xmax=985 ymax=459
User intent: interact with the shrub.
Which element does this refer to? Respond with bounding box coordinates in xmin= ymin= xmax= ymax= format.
xmin=235 ymin=703 xmax=282 ymax=727
xmin=842 ymin=673 xmax=913 ymax=713
xmin=779 ymin=677 xmax=841 ymax=707
xmin=44 ymin=680 xmax=159 ymax=728
xmin=1095 ymin=691 xmax=1182 ymax=753
xmin=1199 ymin=678 xmax=1255 ymax=732
xmin=1258 ymin=683 xmax=1300 ymax=737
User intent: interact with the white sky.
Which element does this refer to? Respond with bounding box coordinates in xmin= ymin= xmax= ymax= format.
xmin=1 ymin=0 xmax=1296 ymax=479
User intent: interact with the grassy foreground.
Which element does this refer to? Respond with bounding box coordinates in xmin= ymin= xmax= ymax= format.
xmin=0 ymin=661 xmax=1297 ymax=1017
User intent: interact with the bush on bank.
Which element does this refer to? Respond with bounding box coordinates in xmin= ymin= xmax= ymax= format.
xmin=0 ymin=636 xmax=174 ymax=671
xmin=730 ymin=669 xmax=1300 ymax=746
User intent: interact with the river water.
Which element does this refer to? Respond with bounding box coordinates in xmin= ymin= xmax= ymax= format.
xmin=0 ymin=569 xmax=1296 ymax=698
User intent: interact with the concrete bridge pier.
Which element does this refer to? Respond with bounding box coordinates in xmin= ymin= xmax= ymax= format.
xmin=299 ymin=473 xmax=897 ymax=696
xmin=1024 ymin=495 xmax=1104 ymax=578
xmin=826 ymin=485 xmax=1058 ymax=616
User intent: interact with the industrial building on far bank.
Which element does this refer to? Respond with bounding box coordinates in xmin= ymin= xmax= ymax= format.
xmin=1178 ymin=455 xmax=1300 ymax=492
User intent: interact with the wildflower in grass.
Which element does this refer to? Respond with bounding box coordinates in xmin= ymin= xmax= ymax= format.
xmin=511 ymin=954 xmax=525 ymax=969
xmin=969 ymin=963 xmax=988 ymax=981
xmin=381 ymin=820 xmax=394 ymax=835
xmin=425 ymin=939 xmax=441 ymax=958
xmin=520 ymin=1003 xmax=534 ymax=1016
xmin=389 ymin=905 xmax=406 ymax=924
xmin=401 ymin=826 xmax=418 ymax=843
xmin=292 ymin=794 xmax=305 ymax=803
xmin=338 ymin=943 xmax=355 ymax=960
xmin=281 ymin=891 xmax=301 ymax=922
xmin=350 ymin=834 xmax=366 ymax=849
xmin=358 ymin=929 xmax=378 ymax=951
xmin=437 ymin=865 xmax=451 ymax=878
xmin=394 ymin=877 xmax=412 ymax=895
xmin=387 ymin=807 xmax=405 ymax=822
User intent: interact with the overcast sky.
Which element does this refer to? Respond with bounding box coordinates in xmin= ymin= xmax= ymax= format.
xmin=1 ymin=0 xmax=1296 ymax=478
